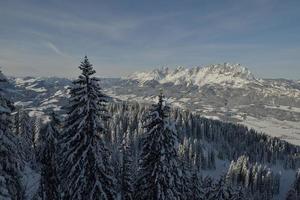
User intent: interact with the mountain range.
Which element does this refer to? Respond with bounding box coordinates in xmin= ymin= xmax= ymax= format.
xmin=8 ymin=63 xmax=300 ymax=145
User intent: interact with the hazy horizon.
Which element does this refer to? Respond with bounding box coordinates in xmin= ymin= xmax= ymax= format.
xmin=2 ymin=63 xmax=299 ymax=81
xmin=0 ymin=0 xmax=299 ymax=79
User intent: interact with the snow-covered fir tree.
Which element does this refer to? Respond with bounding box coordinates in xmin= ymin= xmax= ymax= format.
xmin=39 ymin=113 xmax=60 ymax=200
xmin=18 ymin=110 xmax=36 ymax=166
xmin=178 ymin=138 xmax=193 ymax=200
xmin=226 ymin=155 xmax=280 ymax=198
xmin=135 ymin=91 xmax=182 ymax=200
xmin=59 ymin=56 xmax=116 ymax=200
xmin=0 ymin=70 xmax=23 ymax=200
xmin=120 ymin=134 xmax=134 ymax=200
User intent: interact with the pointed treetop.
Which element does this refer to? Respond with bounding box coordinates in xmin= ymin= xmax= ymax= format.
xmin=151 ymin=88 xmax=170 ymax=120
xmin=79 ymin=55 xmax=95 ymax=77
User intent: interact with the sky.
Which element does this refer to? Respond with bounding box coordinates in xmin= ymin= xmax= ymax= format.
xmin=0 ymin=0 xmax=299 ymax=79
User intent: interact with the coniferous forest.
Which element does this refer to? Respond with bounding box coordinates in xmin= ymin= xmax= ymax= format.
xmin=1 ymin=56 xmax=300 ymax=200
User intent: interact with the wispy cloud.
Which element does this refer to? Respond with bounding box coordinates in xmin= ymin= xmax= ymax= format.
xmin=44 ymin=41 xmax=67 ymax=57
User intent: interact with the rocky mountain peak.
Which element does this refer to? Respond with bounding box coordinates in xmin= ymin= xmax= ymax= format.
xmin=128 ymin=63 xmax=257 ymax=87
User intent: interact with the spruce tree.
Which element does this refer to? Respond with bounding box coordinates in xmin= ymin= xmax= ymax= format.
xmin=59 ymin=56 xmax=116 ymax=200
xmin=40 ymin=115 xmax=60 ymax=200
xmin=135 ymin=91 xmax=182 ymax=200
xmin=19 ymin=110 xmax=36 ymax=165
xmin=120 ymin=136 xmax=134 ymax=200
xmin=0 ymin=70 xmax=23 ymax=199
xmin=178 ymin=138 xmax=192 ymax=200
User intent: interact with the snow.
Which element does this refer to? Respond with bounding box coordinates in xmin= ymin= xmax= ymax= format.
xmin=202 ymin=159 xmax=230 ymax=178
xmin=14 ymin=77 xmax=48 ymax=92
xmin=178 ymin=97 xmax=190 ymax=102
xmin=107 ymin=93 xmax=137 ymax=101
xmin=128 ymin=67 xmax=169 ymax=83
xmin=25 ymin=84 xmax=47 ymax=92
xmin=202 ymin=105 xmax=216 ymax=112
xmin=41 ymin=98 xmax=59 ymax=106
xmin=14 ymin=78 xmax=37 ymax=86
xmin=201 ymin=158 xmax=296 ymax=199
xmin=203 ymin=115 xmax=221 ymax=120
xmin=54 ymin=90 xmax=64 ymax=96
xmin=240 ymin=116 xmax=300 ymax=145
xmin=172 ymin=102 xmax=185 ymax=109
xmin=128 ymin=63 xmax=258 ymax=88
xmin=29 ymin=110 xmax=51 ymax=123
xmin=265 ymin=105 xmax=300 ymax=113
xmin=14 ymin=101 xmax=33 ymax=107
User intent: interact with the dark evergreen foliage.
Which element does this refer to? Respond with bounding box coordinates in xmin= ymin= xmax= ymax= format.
xmin=59 ymin=56 xmax=116 ymax=199
xmin=120 ymin=137 xmax=134 ymax=200
xmin=0 ymin=70 xmax=23 ymax=200
xmin=135 ymin=92 xmax=182 ymax=200
xmin=40 ymin=114 xmax=60 ymax=200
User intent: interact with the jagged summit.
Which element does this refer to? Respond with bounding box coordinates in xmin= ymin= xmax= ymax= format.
xmin=128 ymin=67 xmax=169 ymax=83
xmin=128 ymin=63 xmax=257 ymax=87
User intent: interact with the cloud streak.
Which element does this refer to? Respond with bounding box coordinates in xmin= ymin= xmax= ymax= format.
xmin=45 ymin=41 xmax=66 ymax=57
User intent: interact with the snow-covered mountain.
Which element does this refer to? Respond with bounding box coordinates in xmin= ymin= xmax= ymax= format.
xmin=8 ymin=63 xmax=300 ymax=145
xmin=129 ymin=63 xmax=257 ymax=87
xmin=125 ymin=64 xmax=300 ymax=144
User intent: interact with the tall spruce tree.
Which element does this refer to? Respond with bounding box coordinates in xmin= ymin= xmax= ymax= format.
xmin=40 ymin=114 xmax=60 ymax=200
xmin=120 ymin=135 xmax=134 ymax=200
xmin=0 ymin=70 xmax=23 ymax=199
xmin=135 ymin=91 xmax=182 ymax=200
xmin=19 ymin=110 xmax=36 ymax=165
xmin=59 ymin=56 xmax=116 ymax=200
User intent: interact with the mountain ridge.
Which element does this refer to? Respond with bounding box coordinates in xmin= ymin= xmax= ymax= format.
xmin=128 ymin=63 xmax=259 ymax=87
xmin=6 ymin=63 xmax=300 ymax=145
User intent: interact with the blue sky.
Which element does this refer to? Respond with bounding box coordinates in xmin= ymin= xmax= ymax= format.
xmin=0 ymin=0 xmax=299 ymax=79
